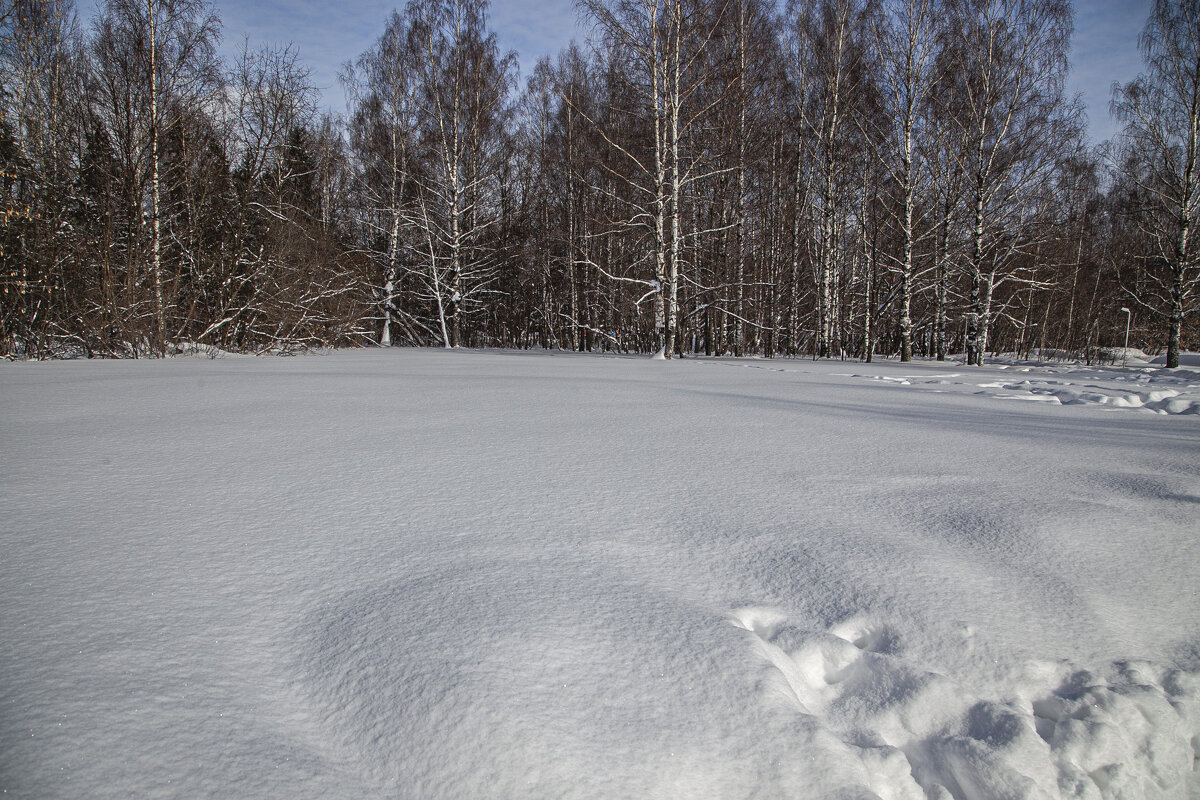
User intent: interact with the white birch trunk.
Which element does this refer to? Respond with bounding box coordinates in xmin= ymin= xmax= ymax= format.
xmin=148 ymin=0 xmax=165 ymax=355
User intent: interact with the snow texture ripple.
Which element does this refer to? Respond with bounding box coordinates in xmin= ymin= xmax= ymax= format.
xmin=1 ymin=349 xmax=1198 ymax=799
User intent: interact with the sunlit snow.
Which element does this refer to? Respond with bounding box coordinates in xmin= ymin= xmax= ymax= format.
xmin=2 ymin=349 xmax=1198 ymax=799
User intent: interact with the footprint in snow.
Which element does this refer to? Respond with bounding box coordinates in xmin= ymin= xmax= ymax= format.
xmin=731 ymin=607 xmax=931 ymax=799
xmin=731 ymin=607 xmax=904 ymax=711
xmin=829 ymin=615 xmax=901 ymax=655
xmin=733 ymin=608 xmax=1200 ymax=800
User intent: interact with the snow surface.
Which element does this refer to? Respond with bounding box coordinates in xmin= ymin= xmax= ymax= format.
xmin=2 ymin=349 xmax=1198 ymax=799
xmin=1151 ymin=353 xmax=1200 ymax=368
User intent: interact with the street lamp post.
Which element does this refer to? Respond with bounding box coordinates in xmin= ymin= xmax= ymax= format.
xmin=1120 ymin=307 xmax=1131 ymax=367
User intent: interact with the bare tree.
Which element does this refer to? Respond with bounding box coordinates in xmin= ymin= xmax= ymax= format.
xmin=344 ymin=11 xmax=426 ymax=346
xmin=790 ymin=0 xmax=879 ymax=358
xmin=0 ymin=0 xmax=86 ymax=356
xmin=870 ymin=0 xmax=942 ymax=361
xmin=1113 ymin=0 xmax=1200 ymax=368
xmin=943 ymin=0 xmax=1075 ymax=365
xmin=409 ymin=0 xmax=515 ymax=348
xmin=207 ymin=41 xmax=326 ymax=350
xmin=88 ymin=0 xmax=220 ymax=354
xmin=580 ymin=0 xmax=732 ymax=357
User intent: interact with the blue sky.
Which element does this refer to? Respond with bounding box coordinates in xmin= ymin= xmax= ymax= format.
xmin=88 ymin=0 xmax=1149 ymax=144
xmin=1067 ymin=0 xmax=1151 ymax=143
xmin=207 ymin=0 xmax=585 ymax=107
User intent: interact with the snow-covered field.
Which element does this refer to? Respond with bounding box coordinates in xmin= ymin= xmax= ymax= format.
xmin=2 ymin=349 xmax=1199 ymax=799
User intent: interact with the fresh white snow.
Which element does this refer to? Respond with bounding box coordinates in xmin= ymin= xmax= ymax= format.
xmin=1151 ymin=353 xmax=1200 ymax=368
xmin=2 ymin=349 xmax=1198 ymax=799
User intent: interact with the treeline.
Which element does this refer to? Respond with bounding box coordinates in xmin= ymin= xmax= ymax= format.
xmin=1 ymin=0 xmax=1197 ymax=364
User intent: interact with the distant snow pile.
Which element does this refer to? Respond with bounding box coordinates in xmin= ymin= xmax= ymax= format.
xmin=1150 ymin=352 xmax=1200 ymax=367
xmin=733 ymin=607 xmax=1199 ymax=800
xmin=1106 ymin=348 xmax=1159 ymax=367
xmin=961 ymin=350 xmax=1161 ymax=368
xmin=981 ymin=381 xmax=1200 ymax=414
xmin=165 ymin=340 xmax=253 ymax=359
xmin=840 ymin=363 xmax=1200 ymax=415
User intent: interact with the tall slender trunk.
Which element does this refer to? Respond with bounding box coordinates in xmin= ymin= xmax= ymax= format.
xmin=791 ymin=139 xmax=804 ymax=356
xmin=664 ymin=0 xmax=682 ymax=359
xmin=382 ymin=163 xmax=402 ymax=346
xmin=979 ymin=271 xmax=996 ymax=361
xmin=966 ymin=182 xmax=985 ymax=366
xmin=567 ymin=104 xmax=580 ymax=351
xmin=651 ymin=3 xmax=668 ymax=354
xmin=1168 ymin=249 xmax=1184 ymax=368
xmin=1065 ymin=233 xmax=1083 ymax=354
xmin=899 ymin=124 xmax=914 ymax=362
xmin=935 ymin=191 xmax=952 ymax=361
xmin=863 ymin=218 xmax=875 ymax=363
xmin=820 ymin=166 xmax=835 ymax=358
xmin=733 ymin=0 xmax=747 ymax=356
xmin=1168 ymin=193 xmax=1191 ymax=368
xmin=148 ymin=0 xmax=165 ymax=355
xmin=424 ymin=200 xmax=451 ymax=348
xmin=382 ymin=103 xmax=411 ymax=348
xmin=1167 ymin=83 xmax=1198 ymax=369
xmin=449 ymin=196 xmax=461 ymax=348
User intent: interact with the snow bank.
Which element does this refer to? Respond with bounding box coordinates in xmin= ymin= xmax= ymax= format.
xmin=166 ymin=340 xmax=255 ymax=359
xmin=1150 ymin=352 xmax=1200 ymax=367
xmin=839 ymin=360 xmax=1200 ymax=415
xmin=2 ymin=350 xmax=1197 ymax=799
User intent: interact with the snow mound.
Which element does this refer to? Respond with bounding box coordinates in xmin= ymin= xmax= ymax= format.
xmin=838 ymin=366 xmax=1200 ymax=415
xmin=296 ymin=569 xmax=758 ymax=797
xmin=733 ymin=607 xmax=1200 ymax=800
xmin=1150 ymin=353 xmax=1200 ymax=367
xmin=1023 ymin=386 xmax=1200 ymax=414
xmin=998 ymin=384 xmax=1200 ymax=414
xmin=166 ymin=340 xmax=255 ymax=359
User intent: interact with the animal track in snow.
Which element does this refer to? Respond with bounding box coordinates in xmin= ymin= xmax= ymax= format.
xmin=732 ymin=607 xmax=1200 ymax=799
xmin=732 ymin=608 xmax=920 ymax=723
xmin=1024 ymin=662 xmax=1200 ymax=798
xmin=829 ymin=615 xmax=901 ymax=655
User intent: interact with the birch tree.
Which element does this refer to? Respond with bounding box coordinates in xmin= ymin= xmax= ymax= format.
xmin=944 ymin=0 xmax=1073 ymax=365
xmin=407 ymin=0 xmax=514 ymax=348
xmin=704 ymin=0 xmax=778 ymax=356
xmin=580 ymin=0 xmax=730 ymax=357
xmin=1113 ymin=0 xmax=1200 ymax=368
xmin=89 ymin=0 xmax=220 ymax=354
xmin=790 ymin=0 xmax=878 ymax=358
xmin=345 ymin=11 xmax=425 ymax=346
xmin=871 ymin=0 xmax=941 ymax=361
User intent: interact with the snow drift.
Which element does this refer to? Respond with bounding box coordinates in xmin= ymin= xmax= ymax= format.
xmin=1 ymin=349 xmax=1197 ymax=799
